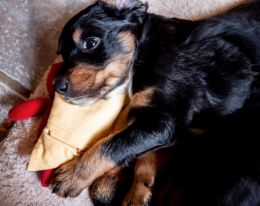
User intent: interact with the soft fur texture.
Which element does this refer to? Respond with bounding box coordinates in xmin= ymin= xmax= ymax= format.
xmin=51 ymin=1 xmax=260 ymax=205
xmin=0 ymin=0 xmax=248 ymax=205
xmin=152 ymin=103 xmax=260 ymax=206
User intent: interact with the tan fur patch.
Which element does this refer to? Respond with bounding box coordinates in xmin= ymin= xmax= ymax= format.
xmin=68 ymin=63 xmax=118 ymax=96
xmin=90 ymin=167 xmax=121 ymax=201
xmin=53 ymin=156 xmax=88 ymax=197
xmin=68 ymin=63 xmax=122 ymax=98
xmin=69 ymin=64 xmax=98 ymax=93
xmin=103 ymin=31 xmax=136 ymax=85
xmin=130 ymin=87 xmax=157 ymax=108
xmin=53 ymin=142 xmax=117 ymax=197
xmin=68 ymin=31 xmax=136 ymax=99
xmin=123 ymin=149 xmax=172 ymax=205
xmin=72 ymin=28 xmax=83 ymax=44
xmin=135 ymin=151 xmax=157 ymax=187
xmin=123 ymin=184 xmax=152 ymax=206
xmin=123 ymin=152 xmax=157 ymax=205
xmin=78 ymin=144 xmax=117 ymax=182
xmin=118 ymin=31 xmax=136 ymax=53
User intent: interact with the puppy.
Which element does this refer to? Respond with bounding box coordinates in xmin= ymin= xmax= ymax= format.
xmin=52 ymin=0 xmax=197 ymax=199
xmin=53 ymin=0 xmax=260 ymax=205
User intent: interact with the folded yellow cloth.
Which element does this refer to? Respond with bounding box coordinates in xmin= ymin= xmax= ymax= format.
xmin=27 ymin=92 xmax=129 ymax=171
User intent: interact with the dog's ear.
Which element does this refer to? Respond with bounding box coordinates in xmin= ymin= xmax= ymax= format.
xmin=115 ymin=0 xmax=145 ymax=10
xmin=116 ymin=0 xmax=148 ymax=26
xmin=101 ymin=0 xmax=147 ymax=10
xmin=101 ymin=0 xmax=148 ymax=23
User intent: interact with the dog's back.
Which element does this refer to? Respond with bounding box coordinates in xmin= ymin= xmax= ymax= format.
xmin=149 ymin=1 xmax=260 ymax=205
xmin=152 ymin=102 xmax=260 ymax=206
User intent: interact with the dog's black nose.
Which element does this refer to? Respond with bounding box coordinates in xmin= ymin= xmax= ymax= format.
xmin=55 ymin=79 xmax=68 ymax=94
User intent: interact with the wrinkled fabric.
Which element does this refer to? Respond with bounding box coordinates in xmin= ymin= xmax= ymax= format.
xmin=28 ymin=92 xmax=129 ymax=171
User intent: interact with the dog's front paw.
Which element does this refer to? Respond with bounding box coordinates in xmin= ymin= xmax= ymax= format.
xmin=52 ymin=158 xmax=87 ymax=197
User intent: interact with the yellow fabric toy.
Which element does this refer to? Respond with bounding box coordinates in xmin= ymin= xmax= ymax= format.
xmin=27 ymin=92 xmax=129 ymax=171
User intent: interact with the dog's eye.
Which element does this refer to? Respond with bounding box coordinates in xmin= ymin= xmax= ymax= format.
xmin=81 ymin=37 xmax=100 ymax=52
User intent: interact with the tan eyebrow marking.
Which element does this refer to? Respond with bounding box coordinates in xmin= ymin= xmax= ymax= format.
xmin=73 ymin=28 xmax=83 ymax=44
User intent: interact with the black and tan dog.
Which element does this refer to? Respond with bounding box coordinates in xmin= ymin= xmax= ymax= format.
xmin=53 ymin=0 xmax=260 ymax=205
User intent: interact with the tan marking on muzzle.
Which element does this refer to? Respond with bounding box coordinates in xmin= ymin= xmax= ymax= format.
xmin=68 ymin=62 xmax=127 ymax=97
xmin=69 ymin=64 xmax=99 ymax=92
xmin=67 ymin=31 xmax=136 ymax=98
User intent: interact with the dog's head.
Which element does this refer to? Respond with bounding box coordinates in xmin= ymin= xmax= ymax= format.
xmin=55 ymin=0 xmax=148 ymax=104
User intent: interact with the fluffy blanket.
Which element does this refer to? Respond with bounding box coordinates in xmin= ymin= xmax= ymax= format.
xmin=0 ymin=0 xmax=247 ymax=205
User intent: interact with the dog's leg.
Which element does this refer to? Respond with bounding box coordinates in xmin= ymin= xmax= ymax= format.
xmin=89 ymin=164 xmax=135 ymax=205
xmin=89 ymin=167 xmax=122 ymax=205
xmin=52 ymin=108 xmax=175 ymax=197
xmin=123 ymin=151 xmax=157 ymax=206
xmin=52 ymin=87 xmax=180 ymax=197
xmin=123 ymin=149 xmax=171 ymax=206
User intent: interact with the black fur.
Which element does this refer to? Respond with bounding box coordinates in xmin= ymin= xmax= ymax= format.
xmin=151 ymin=103 xmax=260 ymax=206
xmin=103 ymin=0 xmax=260 ymax=167
xmin=57 ymin=1 xmax=148 ymax=69
xmin=55 ymin=0 xmax=260 ymax=205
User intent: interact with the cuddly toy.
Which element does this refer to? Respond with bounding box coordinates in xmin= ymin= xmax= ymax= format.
xmin=8 ymin=61 xmax=62 ymax=187
xmin=8 ymin=59 xmax=130 ymax=187
xmin=27 ymin=91 xmax=129 ymax=171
